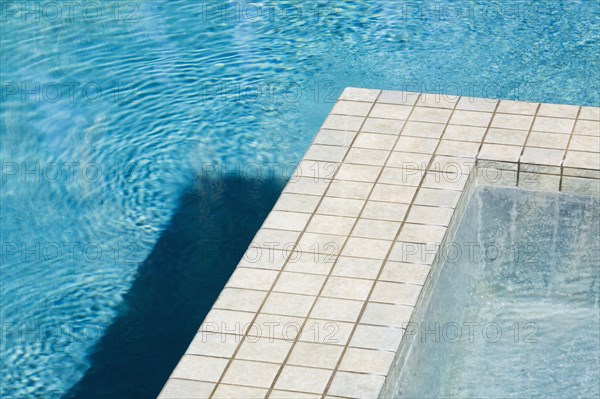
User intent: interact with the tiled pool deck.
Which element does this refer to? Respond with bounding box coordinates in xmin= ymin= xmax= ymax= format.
xmin=159 ymin=88 xmax=600 ymax=399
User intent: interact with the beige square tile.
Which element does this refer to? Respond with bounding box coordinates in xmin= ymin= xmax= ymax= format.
xmin=386 ymin=151 xmax=432 ymax=171
xmin=331 ymin=100 xmax=372 ymax=116
xmin=273 ymin=272 xmax=327 ymax=296
xmin=288 ymin=342 xmax=344 ymax=369
xmin=402 ymin=121 xmax=446 ymax=139
xmin=484 ymin=128 xmax=528 ymax=146
xmin=421 ymin=171 xmax=470 ymax=191
xmin=331 ymin=257 xmax=383 ymax=280
xmin=370 ymin=103 xmax=412 ymax=120
xmin=496 ymin=100 xmax=538 ymax=115
xmin=449 ymin=110 xmax=493 ymax=127
xmin=248 ymin=314 xmax=304 ymax=341
xmin=238 ymin=248 xmax=288 ymax=271
xmin=284 ymin=251 xmax=337 ymax=275
xmin=262 ymin=211 xmax=311 ymax=231
xmin=296 ymin=233 xmax=345 ymax=257
xmin=563 ymin=151 xmax=600 ymax=170
xmin=378 ymin=90 xmax=419 ymax=105
xmin=491 ymin=113 xmax=534 ymax=130
xmin=520 ymin=147 xmax=564 ymax=166
xmin=578 ymin=106 xmax=600 ymax=121
xmin=236 ymin=337 xmax=293 ymax=364
xmin=361 ymin=118 xmax=405 ymax=135
xmin=291 ymin=161 xmax=331 ymax=183
xmin=212 ymin=384 xmax=267 ymax=399
xmin=379 ymin=261 xmax=430 ymax=285
xmin=414 ymin=188 xmax=461 ymax=208
xmin=307 ymin=214 xmax=355 ymax=236
xmin=345 ymin=148 xmax=389 ymax=166
xmin=360 ymin=302 xmax=413 ymax=327
xmin=290 ymin=159 xmax=337 ymax=182
xmin=273 ymin=193 xmax=321 ymax=214
xmin=526 ymin=131 xmax=570 ymax=150
xmin=251 ymin=229 xmax=301 ymax=251
xmin=274 ymin=366 xmax=333 ymax=394
xmin=329 ymin=371 xmax=385 ymax=399
xmin=327 ymin=180 xmax=374 ymax=200
xmin=341 ymin=237 xmax=392 ymax=259
xmin=321 ymin=276 xmax=374 ymax=301
xmin=370 ymin=183 xmax=416 ymax=203
xmin=388 ymin=241 xmax=437 ymax=265
xmin=436 ymin=140 xmax=480 ymax=158
xmin=339 ymin=348 xmax=396 ymax=375
xmin=354 ymin=132 xmax=397 ymax=150
xmin=171 ymin=355 xmax=228 ymax=382
xmin=532 ymin=116 xmax=575 ymax=134
xmin=352 ymin=219 xmax=401 ymax=240
xmin=310 ymin=297 xmax=363 ymax=322
xmin=322 ymin=114 xmax=364 ymax=131
xmin=227 ymin=267 xmax=278 ymax=291
xmin=340 ymin=87 xmax=380 ymax=102
xmin=361 ymin=201 xmax=408 ymax=221
xmin=350 ymin=324 xmax=404 ymax=351
xmin=443 ymin=125 xmax=486 ymax=142
xmin=200 ymin=309 xmax=256 ymax=336
xmin=406 ymin=205 xmax=454 ymax=226
xmin=395 ymin=136 xmax=439 ymax=153
xmin=336 ymin=163 xmax=381 ymax=182
xmin=537 ymin=103 xmax=579 ymax=119
xmin=478 ymin=143 xmax=522 ymax=163
xmin=398 ymin=223 xmax=447 ymax=245
xmin=417 ymin=94 xmax=458 ymax=109
xmin=569 ymin=135 xmax=600 ymax=152
xmin=573 ymin=120 xmax=600 ymax=136
xmin=299 ymin=318 xmax=355 ymax=345
xmin=284 ymin=177 xmax=329 ymax=196
xmin=371 ymin=281 xmax=421 ymax=306
xmin=214 ymin=288 xmax=267 ymax=313
xmin=313 ymin=129 xmax=357 ymax=147
xmin=409 ymin=107 xmax=453 ymax=124
xmin=159 ymin=379 xmax=215 ymax=399
xmin=304 ymin=145 xmax=347 ymax=162
xmin=378 ymin=168 xmax=431 ymax=186
xmin=428 ymin=155 xmax=475 ymax=175
xmin=187 ymin=332 xmax=240 ymax=358
xmin=262 ymin=292 xmax=316 ymax=317
xmin=456 ymin=97 xmax=498 ymax=112
xmin=221 ymin=360 xmax=280 ymax=388
xmin=318 ymin=197 xmax=364 ymax=217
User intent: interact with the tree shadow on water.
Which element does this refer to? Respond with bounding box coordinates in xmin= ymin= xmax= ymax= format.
xmin=65 ymin=175 xmax=285 ymax=399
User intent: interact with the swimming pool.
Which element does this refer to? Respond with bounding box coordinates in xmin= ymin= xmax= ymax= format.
xmin=392 ymin=186 xmax=600 ymax=398
xmin=1 ymin=1 xmax=599 ymax=398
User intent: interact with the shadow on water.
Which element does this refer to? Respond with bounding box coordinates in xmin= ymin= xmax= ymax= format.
xmin=65 ymin=175 xmax=285 ymax=399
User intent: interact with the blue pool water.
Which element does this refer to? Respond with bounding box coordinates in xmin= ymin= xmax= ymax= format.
xmin=1 ymin=1 xmax=599 ymax=398
xmin=394 ymin=187 xmax=600 ymax=398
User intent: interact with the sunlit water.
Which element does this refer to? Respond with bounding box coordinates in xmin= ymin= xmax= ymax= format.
xmin=394 ymin=187 xmax=600 ymax=398
xmin=1 ymin=1 xmax=599 ymax=398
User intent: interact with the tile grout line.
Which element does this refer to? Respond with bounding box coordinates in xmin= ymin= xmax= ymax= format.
xmin=320 ymin=94 xmax=463 ymax=398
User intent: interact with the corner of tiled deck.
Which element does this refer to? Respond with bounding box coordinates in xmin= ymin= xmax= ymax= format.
xmin=159 ymin=88 xmax=600 ymax=399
